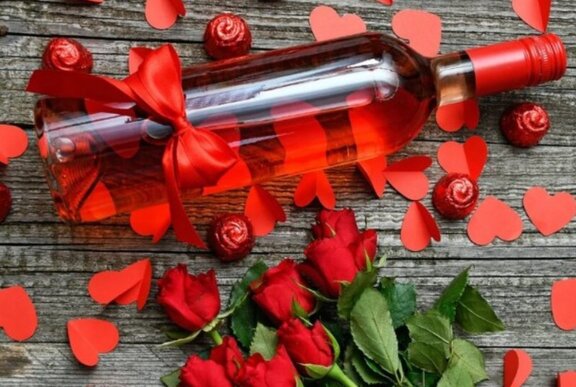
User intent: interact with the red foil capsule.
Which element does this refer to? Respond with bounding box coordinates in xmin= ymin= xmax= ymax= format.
xmin=0 ymin=182 xmax=12 ymax=223
xmin=432 ymin=173 xmax=479 ymax=220
xmin=42 ymin=38 xmax=93 ymax=73
xmin=208 ymin=213 xmax=255 ymax=262
xmin=500 ymin=102 xmax=550 ymax=148
xmin=203 ymin=13 xmax=252 ymax=60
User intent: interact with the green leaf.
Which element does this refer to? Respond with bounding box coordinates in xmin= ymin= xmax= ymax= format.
xmin=406 ymin=311 xmax=453 ymax=358
xmin=407 ymin=370 xmax=441 ymax=387
xmin=437 ymin=364 xmax=474 ymax=387
xmin=434 ymin=268 xmax=470 ymax=322
xmin=230 ymin=298 xmax=259 ymax=349
xmin=303 ymin=364 xmax=333 ymax=379
xmin=337 ymin=268 xmax=378 ymax=320
xmin=449 ymin=339 xmax=489 ymax=383
xmin=160 ymin=369 xmax=180 ymax=387
xmin=456 ymin=285 xmax=505 ymax=333
xmin=407 ymin=342 xmax=448 ymax=374
xmin=323 ymin=325 xmax=341 ymax=360
xmin=292 ymin=299 xmax=311 ymax=321
xmin=227 ymin=261 xmax=268 ymax=312
xmin=249 ymin=323 xmax=278 ymax=360
xmin=350 ymin=346 xmax=388 ymax=385
xmin=379 ymin=277 xmax=417 ymax=328
xmin=350 ymin=288 xmax=400 ymax=374
xmin=343 ymin=345 xmax=369 ymax=387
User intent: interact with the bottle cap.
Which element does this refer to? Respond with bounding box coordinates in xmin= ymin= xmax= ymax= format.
xmin=466 ymin=33 xmax=567 ymax=96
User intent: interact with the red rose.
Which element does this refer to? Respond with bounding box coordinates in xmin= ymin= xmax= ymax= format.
xmin=278 ymin=319 xmax=334 ymax=374
xmin=210 ymin=336 xmax=245 ymax=380
xmin=157 ymin=265 xmax=221 ymax=332
xmin=250 ymin=259 xmax=316 ymax=324
xmin=235 ymin=346 xmax=298 ymax=387
xmin=312 ymin=208 xmax=360 ymax=246
xmin=180 ymin=356 xmax=233 ymax=387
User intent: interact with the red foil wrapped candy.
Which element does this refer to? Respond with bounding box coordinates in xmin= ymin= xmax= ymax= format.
xmin=433 ymin=173 xmax=479 ymax=220
xmin=204 ymin=13 xmax=252 ymax=60
xmin=42 ymin=38 xmax=93 ymax=73
xmin=208 ymin=214 xmax=255 ymax=262
xmin=500 ymin=102 xmax=550 ymax=148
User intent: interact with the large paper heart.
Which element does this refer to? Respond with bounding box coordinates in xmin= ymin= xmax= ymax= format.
xmin=294 ymin=171 xmax=335 ymax=209
xmin=437 ymin=136 xmax=488 ymax=181
xmin=523 ymin=187 xmax=576 ymax=236
xmin=245 ymin=185 xmax=286 ymax=236
xmin=435 ymin=99 xmax=480 ymax=132
xmin=503 ymin=349 xmax=533 ymax=387
xmin=0 ymin=125 xmax=29 ymax=165
xmin=401 ymin=201 xmax=441 ymax=252
xmin=392 ymin=10 xmax=442 ymax=57
xmin=358 ymin=155 xmax=387 ymax=198
xmin=130 ymin=203 xmax=171 ymax=243
xmin=558 ymin=371 xmax=576 ymax=387
xmin=88 ymin=258 xmax=152 ymax=311
xmin=309 ymin=6 xmax=367 ymax=42
xmin=67 ymin=318 xmax=119 ymax=367
xmin=551 ymin=279 xmax=576 ymax=331
xmin=145 ymin=0 xmax=186 ymax=30
xmin=0 ymin=286 xmax=38 ymax=341
xmin=467 ymin=196 xmax=523 ymax=245
xmin=384 ymin=156 xmax=432 ymax=201
xmin=512 ymin=0 xmax=551 ymax=33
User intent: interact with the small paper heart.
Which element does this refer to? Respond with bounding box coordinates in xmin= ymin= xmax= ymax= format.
xmin=437 ymin=136 xmax=488 ymax=181
xmin=401 ymin=201 xmax=441 ymax=252
xmin=357 ymin=155 xmax=387 ymax=198
xmin=145 ymin=0 xmax=186 ymax=30
xmin=378 ymin=0 xmax=393 ymax=5
xmin=88 ymin=258 xmax=152 ymax=311
xmin=130 ymin=203 xmax=171 ymax=243
xmin=384 ymin=156 xmax=432 ymax=201
xmin=392 ymin=10 xmax=442 ymax=57
xmin=558 ymin=371 xmax=576 ymax=387
xmin=129 ymin=47 xmax=154 ymax=75
xmin=512 ymin=0 xmax=551 ymax=32
xmin=309 ymin=5 xmax=367 ymax=42
xmin=294 ymin=171 xmax=335 ymax=209
xmin=245 ymin=185 xmax=286 ymax=236
xmin=551 ymin=278 xmax=576 ymax=331
xmin=523 ymin=187 xmax=576 ymax=236
xmin=0 ymin=286 xmax=38 ymax=342
xmin=79 ymin=182 xmax=117 ymax=222
xmin=436 ymin=98 xmax=480 ymax=132
xmin=467 ymin=196 xmax=523 ymax=245
xmin=0 ymin=125 xmax=29 ymax=165
xmin=67 ymin=318 xmax=119 ymax=367
xmin=503 ymin=349 xmax=533 ymax=387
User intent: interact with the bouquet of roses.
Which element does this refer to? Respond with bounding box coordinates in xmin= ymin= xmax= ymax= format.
xmin=158 ymin=209 xmax=504 ymax=387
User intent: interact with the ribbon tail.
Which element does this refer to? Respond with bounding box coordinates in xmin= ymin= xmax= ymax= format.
xmin=163 ymin=141 xmax=207 ymax=248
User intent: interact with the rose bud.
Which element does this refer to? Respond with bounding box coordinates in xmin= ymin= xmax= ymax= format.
xmin=157 ymin=265 xmax=221 ymax=332
xmin=42 ymin=38 xmax=93 ymax=73
xmin=0 ymin=182 xmax=12 ymax=223
xmin=210 ymin=336 xmax=245 ymax=380
xmin=208 ymin=213 xmax=255 ymax=262
xmin=500 ymin=102 xmax=550 ymax=148
xmin=204 ymin=13 xmax=252 ymax=60
xmin=278 ymin=319 xmax=333 ymax=374
xmin=235 ymin=346 xmax=298 ymax=387
xmin=250 ymin=259 xmax=316 ymax=325
xmin=180 ymin=356 xmax=233 ymax=387
xmin=432 ymin=173 xmax=479 ymax=220
xmin=312 ymin=208 xmax=360 ymax=246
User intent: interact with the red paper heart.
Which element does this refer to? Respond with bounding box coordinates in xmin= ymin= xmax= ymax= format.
xmin=0 ymin=125 xmax=29 ymax=165
xmin=436 ymin=99 xmax=480 ymax=132
xmin=130 ymin=203 xmax=171 ymax=243
xmin=294 ymin=171 xmax=335 ymax=209
xmin=401 ymin=201 xmax=441 ymax=252
xmin=558 ymin=371 xmax=576 ymax=387
xmin=467 ymin=196 xmax=523 ymax=245
xmin=523 ymin=187 xmax=576 ymax=236
xmin=437 ymin=135 xmax=488 ymax=181
xmin=88 ymin=258 xmax=152 ymax=311
xmin=512 ymin=0 xmax=551 ymax=32
xmin=245 ymin=185 xmax=286 ymax=236
xmin=309 ymin=6 xmax=367 ymax=42
xmin=79 ymin=181 xmax=117 ymax=222
xmin=378 ymin=0 xmax=393 ymax=5
xmin=145 ymin=0 xmax=186 ymax=30
xmin=357 ymin=155 xmax=387 ymax=198
xmin=503 ymin=349 xmax=533 ymax=387
xmin=392 ymin=10 xmax=442 ymax=57
xmin=129 ymin=47 xmax=153 ymax=75
xmin=0 ymin=286 xmax=38 ymax=342
xmin=551 ymin=278 xmax=576 ymax=331
xmin=384 ymin=156 xmax=432 ymax=201
xmin=67 ymin=318 xmax=119 ymax=367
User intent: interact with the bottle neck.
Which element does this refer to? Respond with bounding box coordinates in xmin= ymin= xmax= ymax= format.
xmin=431 ymin=33 xmax=567 ymax=106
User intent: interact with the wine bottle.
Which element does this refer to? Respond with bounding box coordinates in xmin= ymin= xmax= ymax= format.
xmin=34 ymin=32 xmax=566 ymax=222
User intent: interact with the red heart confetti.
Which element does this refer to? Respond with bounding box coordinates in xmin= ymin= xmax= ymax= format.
xmin=294 ymin=171 xmax=336 ymax=209
xmin=392 ymin=10 xmax=442 ymax=57
xmin=503 ymin=349 xmax=533 ymax=387
xmin=401 ymin=201 xmax=441 ymax=252
xmin=67 ymin=318 xmax=119 ymax=367
xmin=79 ymin=181 xmax=117 ymax=222
xmin=467 ymin=196 xmax=523 ymax=245
xmin=0 ymin=125 xmax=29 ymax=165
xmin=558 ymin=371 xmax=576 ymax=387
xmin=435 ymin=98 xmax=480 ymax=132
xmin=309 ymin=5 xmax=367 ymax=42
xmin=0 ymin=286 xmax=38 ymax=342
xmin=88 ymin=258 xmax=152 ymax=311
xmin=357 ymin=155 xmax=387 ymax=198
xmin=384 ymin=156 xmax=432 ymax=201
xmin=378 ymin=0 xmax=393 ymax=5
xmin=512 ymin=0 xmax=551 ymax=33
xmin=129 ymin=47 xmax=154 ymax=75
xmin=551 ymin=278 xmax=576 ymax=331
xmin=130 ymin=203 xmax=171 ymax=243
xmin=145 ymin=0 xmax=186 ymax=30
xmin=245 ymin=184 xmax=286 ymax=237
xmin=523 ymin=187 xmax=576 ymax=236
xmin=437 ymin=135 xmax=488 ymax=181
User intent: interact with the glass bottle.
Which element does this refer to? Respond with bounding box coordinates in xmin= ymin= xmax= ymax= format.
xmin=33 ymin=32 xmax=567 ymax=222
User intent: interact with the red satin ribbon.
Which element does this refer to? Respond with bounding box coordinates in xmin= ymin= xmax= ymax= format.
xmin=27 ymin=45 xmax=237 ymax=248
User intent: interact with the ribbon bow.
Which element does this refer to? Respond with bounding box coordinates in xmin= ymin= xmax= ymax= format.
xmin=27 ymin=45 xmax=238 ymax=248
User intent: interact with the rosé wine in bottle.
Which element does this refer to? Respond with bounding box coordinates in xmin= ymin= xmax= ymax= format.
xmin=33 ymin=32 xmax=566 ymax=223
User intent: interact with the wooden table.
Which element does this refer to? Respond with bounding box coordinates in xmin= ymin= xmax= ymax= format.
xmin=0 ymin=0 xmax=574 ymax=385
